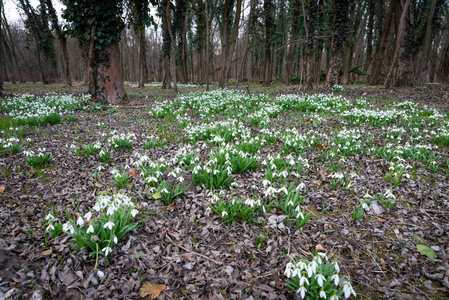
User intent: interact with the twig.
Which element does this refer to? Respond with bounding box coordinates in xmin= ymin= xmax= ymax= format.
xmin=166 ymin=235 xmax=223 ymax=265
xmin=163 ymin=290 xmax=174 ymax=300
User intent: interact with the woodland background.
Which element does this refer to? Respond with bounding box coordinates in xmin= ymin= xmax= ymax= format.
xmin=0 ymin=0 xmax=448 ymax=94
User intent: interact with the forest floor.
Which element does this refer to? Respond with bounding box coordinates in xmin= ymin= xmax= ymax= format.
xmin=0 ymin=82 xmax=449 ymax=300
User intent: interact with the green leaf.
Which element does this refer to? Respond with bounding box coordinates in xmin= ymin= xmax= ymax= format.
xmin=417 ymin=244 xmax=436 ymax=259
xmin=152 ymin=192 xmax=162 ymax=200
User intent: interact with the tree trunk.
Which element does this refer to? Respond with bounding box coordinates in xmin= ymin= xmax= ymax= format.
xmin=138 ymin=29 xmax=146 ymax=88
xmin=325 ymin=0 xmax=351 ymax=88
xmin=1 ymin=10 xmax=22 ymax=82
xmin=428 ymin=32 xmax=440 ymax=83
xmin=384 ymin=0 xmax=412 ymax=88
xmin=0 ymin=0 xmax=3 ymax=91
xmin=262 ymin=0 xmax=274 ymax=86
xmin=305 ymin=0 xmax=316 ymax=90
xmin=420 ymin=0 xmax=437 ymax=82
xmin=166 ymin=0 xmax=178 ymax=93
xmin=97 ymin=40 xmax=128 ymax=104
xmin=88 ymin=19 xmax=97 ymax=99
xmin=370 ymin=2 xmax=393 ymax=85
xmin=205 ymin=0 xmax=210 ymax=90
xmin=225 ymin=0 xmax=242 ymax=82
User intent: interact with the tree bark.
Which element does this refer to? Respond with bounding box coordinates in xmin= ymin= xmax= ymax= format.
xmin=370 ymin=2 xmax=393 ymax=85
xmin=205 ymin=0 xmax=210 ymax=90
xmin=166 ymin=0 xmax=178 ymax=93
xmin=225 ymin=0 xmax=242 ymax=82
xmin=420 ymin=0 xmax=437 ymax=82
xmin=325 ymin=0 xmax=351 ymax=88
xmin=88 ymin=18 xmax=97 ymax=100
xmin=97 ymin=40 xmax=129 ymax=104
xmin=305 ymin=0 xmax=317 ymax=90
xmin=0 ymin=0 xmax=3 ymax=91
xmin=384 ymin=0 xmax=412 ymax=88
xmin=1 ymin=10 xmax=22 ymax=82
xmin=262 ymin=0 xmax=274 ymax=86
xmin=138 ymin=29 xmax=146 ymax=88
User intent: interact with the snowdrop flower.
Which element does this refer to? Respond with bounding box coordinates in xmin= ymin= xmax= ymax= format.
xmin=46 ymin=224 xmax=55 ymax=232
xmin=320 ymin=290 xmax=326 ymax=299
xmin=107 ymin=206 xmax=116 ymax=216
xmin=221 ymin=211 xmax=228 ymax=218
xmin=45 ymin=213 xmax=56 ymax=222
xmin=297 ymin=182 xmax=306 ymax=191
xmin=288 ymin=200 xmax=294 ymax=206
xmin=362 ymin=202 xmax=369 ymax=210
xmin=296 ymin=286 xmax=307 ymax=298
xmin=278 ymin=187 xmax=288 ymax=195
xmin=178 ymin=176 xmax=184 ymax=183
xmin=284 ymin=262 xmax=294 ymax=278
xmin=77 ymin=216 xmax=85 ymax=227
xmin=113 ymin=236 xmax=118 ymax=244
xmin=315 ymin=274 xmax=326 ymax=287
xmin=131 ymin=209 xmax=139 ymax=217
xmin=62 ymin=223 xmax=75 ymax=234
xmin=97 ymin=270 xmax=105 ymax=278
xmin=333 ymin=261 xmax=340 ymax=273
xmin=329 ymin=294 xmax=339 ymax=300
xmin=343 ymin=282 xmax=356 ymax=298
xmin=103 ymin=221 xmax=115 ymax=230
xmin=262 ymin=179 xmax=271 ymax=187
xmin=299 ymin=276 xmax=309 ymax=286
xmin=296 ymin=212 xmax=305 ymax=219
xmin=331 ymin=273 xmax=340 ymax=285
xmin=86 ymin=224 xmax=94 ymax=234
xmin=161 ymin=188 xmax=169 ymax=194
xmin=84 ymin=212 xmax=92 ymax=221
xmin=102 ymin=247 xmax=113 ymax=256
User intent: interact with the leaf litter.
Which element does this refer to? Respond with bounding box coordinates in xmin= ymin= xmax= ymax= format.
xmin=0 ymin=83 xmax=448 ymax=299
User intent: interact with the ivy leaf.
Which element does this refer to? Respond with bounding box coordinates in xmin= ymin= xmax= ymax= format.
xmin=417 ymin=244 xmax=436 ymax=259
xmin=152 ymin=192 xmax=162 ymax=200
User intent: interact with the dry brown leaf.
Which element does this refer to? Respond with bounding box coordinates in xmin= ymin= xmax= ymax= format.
xmin=0 ymin=186 xmax=5 ymax=193
xmin=42 ymin=249 xmax=52 ymax=256
xmin=319 ymin=169 xmax=327 ymax=176
xmin=139 ymin=282 xmax=166 ymax=299
xmin=316 ymin=244 xmax=326 ymax=252
xmin=129 ymin=169 xmax=137 ymax=178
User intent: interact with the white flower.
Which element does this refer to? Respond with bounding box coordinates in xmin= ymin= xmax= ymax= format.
xmin=296 ymin=212 xmax=305 ymax=219
xmin=102 ymin=247 xmax=112 ymax=256
xmin=315 ymin=274 xmax=326 ymax=287
xmin=221 ymin=211 xmax=228 ymax=218
xmin=86 ymin=225 xmax=94 ymax=234
xmin=333 ymin=261 xmax=340 ymax=273
xmin=76 ymin=216 xmax=85 ymax=227
xmin=178 ymin=176 xmax=184 ymax=182
xmin=45 ymin=213 xmax=56 ymax=222
xmin=107 ymin=206 xmax=116 ymax=216
xmin=284 ymin=262 xmax=294 ymax=278
xmin=329 ymin=294 xmax=339 ymax=300
xmin=343 ymin=282 xmax=356 ymax=298
xmin=46 ymin=224 xmax=55 ymax=232
xmin=97 ymin=270 xmax=105 ymax=278
xmin=131 ymin=209 xmax=139 ymax=217
xmin=62 ymin=223 xmax=75 ymax=234
xmin=296 ymin=286 xmax=307 ymax=298
xmin=362 ymin=202 xmax=369 ymax=210
xmin=331 ymin=273 xmax=340 ymax=285
xmin=320 ymin=290 xmax=326 ymax=299
xmin=161 ymin=188 xmax=169 ymax=194
xmin=299 ymin=276 xmax=309 ymax=286
xmin=103 ymin=221 xmax=115 ymax=230
xmin=84 ymin=212 xmax=92 ymax=221
xmin=113 ymin=236 xmax=118 ymax=244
